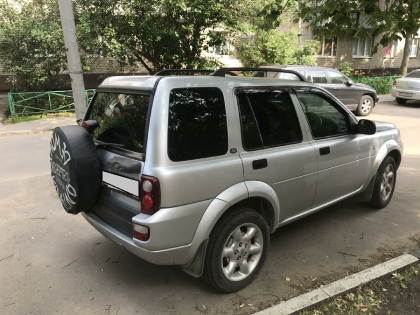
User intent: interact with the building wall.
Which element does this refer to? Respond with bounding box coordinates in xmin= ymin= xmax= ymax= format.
xmin=271 ymin=16 xmax=420 ymax=75
xmin=315 ymin=33 xmax=420 ymax=75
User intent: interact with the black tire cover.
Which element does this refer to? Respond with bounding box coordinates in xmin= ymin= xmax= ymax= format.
xmin=50 ymin=125 xmax=101 ymax=214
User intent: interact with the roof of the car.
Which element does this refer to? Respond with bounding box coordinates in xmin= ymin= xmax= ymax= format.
xmin=98 ymin=75 xmax=316 ymax=90
xmin=259 ymin=65 xmax=336 ymax=72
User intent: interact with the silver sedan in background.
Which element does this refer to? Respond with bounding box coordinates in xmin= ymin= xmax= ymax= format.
xmin=392 ymin=69 xmax=420 ymax=104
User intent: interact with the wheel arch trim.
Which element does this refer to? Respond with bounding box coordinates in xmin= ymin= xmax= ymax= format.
xmin=190 ymin=181 xmax=279 ymax=251
xmin=183 ymin=181 xmax=280 ymax=276
xmin=368 ymin=139 xmax=402 ymax=185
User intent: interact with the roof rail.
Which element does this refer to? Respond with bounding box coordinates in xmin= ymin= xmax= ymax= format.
xmin=211 ymin=67 xmax=307 ymax=81
xmin=154 ymin=69 xmax=214 ymax=76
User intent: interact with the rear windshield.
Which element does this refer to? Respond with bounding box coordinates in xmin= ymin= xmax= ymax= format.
xmin=88 ymin=93 xmax=150 ymax=153
xmin=405 ymin=71 xmax=420 ymax=78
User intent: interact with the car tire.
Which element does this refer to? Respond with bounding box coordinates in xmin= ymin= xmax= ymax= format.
xmin=369 ymin=156 xmax=397 ymax=209
xmin=396 ymin=97 xmax=407 ymax=104
xmin=202 ymin=207 xmax=269 ymax=292
xmin=355 ymin=95 xmax=374 ymax=116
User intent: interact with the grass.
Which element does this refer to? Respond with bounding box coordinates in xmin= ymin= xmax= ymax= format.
xmin=4 ymin=112 xmax=75 ymax=124
xmin=300 ymin=263 xmax=420 ymax=315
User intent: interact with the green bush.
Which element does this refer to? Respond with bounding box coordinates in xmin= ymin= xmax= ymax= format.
xmin=352 ymin=76 xmax=399 ymax=95
xmin=235 ymin=29 xmax=318 ymax=67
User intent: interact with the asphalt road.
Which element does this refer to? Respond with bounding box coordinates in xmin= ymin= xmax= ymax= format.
xmin=1 ymin=98 xmax=419 ymax=315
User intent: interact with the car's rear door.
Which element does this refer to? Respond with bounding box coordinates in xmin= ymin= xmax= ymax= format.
xmin=84 ymin=91 xmax=148 ymax=237
xmin=235 ymin=87 xmax=317 ymax=222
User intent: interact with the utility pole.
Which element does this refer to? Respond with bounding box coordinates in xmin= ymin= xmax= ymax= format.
xmin=58 ymin=0 xmax=87 ymax=123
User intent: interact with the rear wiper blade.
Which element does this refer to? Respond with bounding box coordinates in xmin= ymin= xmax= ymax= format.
xmin=94 ymin=140 xmax=125 ymax=148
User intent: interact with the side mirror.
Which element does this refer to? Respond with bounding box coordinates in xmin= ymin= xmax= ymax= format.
xmin=358 ymin=119 xmax=376 ymax=135
xmin=345 ymin=80 xmax=353 ymax=86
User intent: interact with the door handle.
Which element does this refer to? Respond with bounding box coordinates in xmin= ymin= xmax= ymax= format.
xmin=333 ymin=88 xmax=340 ymax=90
xmin=252 ymin=159 xmax=268 ymax=170
xmin=319 ymin=147 xmax=330 ymax=156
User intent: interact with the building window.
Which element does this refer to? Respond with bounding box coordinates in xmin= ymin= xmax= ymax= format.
xmin=209 ymin=32 xmax=230 ymax=56
xmin=317 ymin=37 xmax=337 ymax=57
xmin=353 ymin=37 xmax=372 ymax=57
xmin=410 ymin=38 xmax=418 ymax=58
xmin=384 ymin=40 xmax=397 ymax=58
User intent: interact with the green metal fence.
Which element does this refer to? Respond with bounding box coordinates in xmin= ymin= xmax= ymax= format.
xmin=8 ymin=89 xmax=96 ymax=117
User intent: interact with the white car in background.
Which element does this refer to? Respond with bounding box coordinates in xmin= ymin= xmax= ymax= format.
xmin=391 ymin=70 xmax=420 ymax=104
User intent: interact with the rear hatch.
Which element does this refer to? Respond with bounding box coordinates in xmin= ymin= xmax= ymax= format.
xmin=85 ymin=91 xmax=151 ymax=237
xmin=397 ymin=77 xmax=420 ymax=91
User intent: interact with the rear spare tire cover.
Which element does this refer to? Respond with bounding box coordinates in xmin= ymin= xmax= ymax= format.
xmin=50 ymin=125 xmax=101 ymax=214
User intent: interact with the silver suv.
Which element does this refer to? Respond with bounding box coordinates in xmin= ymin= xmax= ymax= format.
xmin=50 ymin=67 xmax=403 ymax=292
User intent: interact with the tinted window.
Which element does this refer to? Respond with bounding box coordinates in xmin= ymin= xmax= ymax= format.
xmin=237 ymin=94 xmax=263 ymax=150
xmin=307 ymin=71 xmax=328 ymax=83
xmin=89 ymin=93 xmax=150 ymax=153
xmin=168 ymin=88 xmax=228 ymax=162
xmin=237 ymin=90 xmax=302 ymax=150
xmin=297 ymin=91 xmax=349 ymax=139
xmin=327 ymin=71 xmax=348 ymax=84
xmin=405 ymin=71 xmax=420 ymax=78
xmin=277 ymin=73 xmax=301 ymax=80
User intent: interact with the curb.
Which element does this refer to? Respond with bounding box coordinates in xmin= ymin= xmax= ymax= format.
xmin=0 ymin=129 xmax=53 ymax=136
xmin=254 ymin=253 xmax=419 ymax=315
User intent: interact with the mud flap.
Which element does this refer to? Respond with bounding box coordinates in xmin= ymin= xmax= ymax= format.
xmin=182 ymin=239 xmax=209 ymax=278
xmin=354 ymin=175 xmax=376 ymax=202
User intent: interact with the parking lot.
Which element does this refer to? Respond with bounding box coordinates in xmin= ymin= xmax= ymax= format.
xmin=1 ymin=97 xmax=419 ymax=315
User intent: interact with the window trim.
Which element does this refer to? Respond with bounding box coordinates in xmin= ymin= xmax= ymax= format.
xmin=295 ymin=88 xmax=352 ymax=140
xmin=317 ymin=37 xmax=338 ymax=58
xmin=167 ymin=87 xmax=229 ymax=162
xmin=352 ymin=36 xmax=373 ymax=58
xmin=409 ymin=38 xmax=419 ymax=58
xmin=235 ymin=87 xmax=303 ymax=152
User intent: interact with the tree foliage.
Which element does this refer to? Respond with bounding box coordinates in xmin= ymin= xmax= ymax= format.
xmin=79 ymin=0 xmax=251 ymax=73
xmin=260 ymin=0 xmax=420 ymax=75
xmin=236 ymin=29 xmax=317 ymax=67
xmin=0 ymin=0 xmax=104 ymax=91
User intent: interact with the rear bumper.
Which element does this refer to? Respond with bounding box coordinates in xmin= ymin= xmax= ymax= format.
xmin=81 ymin=198 xmax=211 ymax=266
xmin=82 ymin=211 xmax=194 ymax=265
xmin=391 ymin=87 xmax=420 ymax=100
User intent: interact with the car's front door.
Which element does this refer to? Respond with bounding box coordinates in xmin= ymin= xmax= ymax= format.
xmin=235 ymin=88 xmax=318 ymax=222
xmin=324 ymin=70 xmax=359 ymax=106
xmin=295 ymin=87 xmax=372 ymax=207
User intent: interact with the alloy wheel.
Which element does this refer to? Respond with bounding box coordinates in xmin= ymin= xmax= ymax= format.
xmin=221 ymin=223 xmax=263 ymax=281
xmin=361 ymin=98 xmax=372 ymax=114
xmin=380 ymin=164 xmax=395 ymax=202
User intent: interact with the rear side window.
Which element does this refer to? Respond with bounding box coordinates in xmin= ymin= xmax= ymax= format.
xmin=306 ymin=71 xmax=328 ymax=83
xmin=237 ymin=90 xmax=302 ymax=150
xmin=168 ymin=88 xmax=228 ymax=162
xmin=89 ymin=93 xmax=150 ymax=153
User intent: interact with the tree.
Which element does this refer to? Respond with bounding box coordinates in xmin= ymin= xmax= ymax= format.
xmin=260 ymin=0 xmax=420 ymax=75
xmin=236 ymin=29 xmax=317 ymax=67
xmin=0 ymin=0 xmax=104 ymax=91
xmin=79 ymin=0 xmax=250 ymax=73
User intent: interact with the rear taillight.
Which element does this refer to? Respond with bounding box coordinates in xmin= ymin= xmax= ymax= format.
xmin=133 ymin=224 xmax=149 ymax=241
xmin=140 ymin=175 xmax=161 ymax=215
xmin=393 ymin=80 xmax=397 ymax=86
xmin=82 ymin=120 xmax=99 ymax=133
